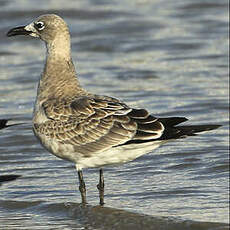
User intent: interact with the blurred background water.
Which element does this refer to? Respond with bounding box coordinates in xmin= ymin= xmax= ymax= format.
xmin=0 ymin=0 xmax=229 ymax=229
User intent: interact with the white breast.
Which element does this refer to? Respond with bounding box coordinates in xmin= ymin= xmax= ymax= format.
xmin=75 ymin=141 xmax=165 ymax=170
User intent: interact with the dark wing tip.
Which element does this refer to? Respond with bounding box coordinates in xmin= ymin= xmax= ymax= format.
xmin=157 ymin=117 xmax=188 ymax=127
xmin=178 ymin=124 xmax=222 ymax=133
xmin=203 ymin=124 xmax=222 ymax=131
xmin=160 ymin=124 xmax=222 ymax=140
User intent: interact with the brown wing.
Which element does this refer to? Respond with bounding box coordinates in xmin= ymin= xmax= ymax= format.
xmin=34 ymin=96 xmax=164 ymax=156
xmin=127 ymin=108 xmax=164 ymax=141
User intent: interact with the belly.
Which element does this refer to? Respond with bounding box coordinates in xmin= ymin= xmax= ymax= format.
xmin=75 ymin=141 xmax=163 ymax=170
xmin=33 ymin=124 xmax=164 ymax=169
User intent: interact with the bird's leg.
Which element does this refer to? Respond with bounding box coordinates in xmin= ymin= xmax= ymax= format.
xmin=97 ymin=168 xmax=105 ymax=206
xmin=77 ymin=170 xmax=87 ymax=205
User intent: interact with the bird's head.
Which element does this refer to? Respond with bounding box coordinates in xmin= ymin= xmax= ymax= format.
xmin=7 ymin=14 xmax=70 ymax=44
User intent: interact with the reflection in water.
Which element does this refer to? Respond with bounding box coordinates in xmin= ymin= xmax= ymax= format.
xmin=0 ymin=200 xmax=228 ymax=230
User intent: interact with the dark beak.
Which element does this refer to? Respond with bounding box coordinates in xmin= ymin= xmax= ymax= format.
xmin=7 ymin=26 xmax=32 ymax=37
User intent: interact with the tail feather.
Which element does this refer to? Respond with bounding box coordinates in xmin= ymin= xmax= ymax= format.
xmin=120 ymin=116 xmax=221 ymax=146
xmin=159 ymin=123 xmax=221 ymax=140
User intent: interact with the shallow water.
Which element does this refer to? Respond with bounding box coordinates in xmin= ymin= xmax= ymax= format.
xmin=0 ymin=0 xmax=229 ymax=229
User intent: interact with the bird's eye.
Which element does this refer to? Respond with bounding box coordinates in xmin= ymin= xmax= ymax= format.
xmin=35 ymin=21 xmax=45 ymax=31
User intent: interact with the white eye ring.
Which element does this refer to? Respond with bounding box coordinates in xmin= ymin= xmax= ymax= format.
xmin=35 ymin=21 xmax=45 ymax=31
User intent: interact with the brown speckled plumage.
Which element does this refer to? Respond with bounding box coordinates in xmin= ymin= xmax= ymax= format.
xmin=33 ymin=94 xmax=165 ymax=156
xmin=7 ymin=14 xmax=220 ymax=205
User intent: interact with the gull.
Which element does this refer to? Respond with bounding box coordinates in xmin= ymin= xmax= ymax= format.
xmin=7 ymin=14 xmax=220 ymax=205
xmin=0 ymin=119 xmax=22 ymax=185
xmin=0 ymin=119 xmax=23 ymax=130
xmin=0 ymin=119 xmax=12 ymax=130
xmin=0 ymin=175 xmax=21 ymax=184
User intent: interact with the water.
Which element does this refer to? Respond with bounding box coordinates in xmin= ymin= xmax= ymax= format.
xmin=0 ymin=0 xmax=229 ymax=229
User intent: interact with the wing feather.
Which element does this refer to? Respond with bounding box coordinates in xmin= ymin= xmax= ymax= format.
xmin=137 ymin=121 xmax=163 ymax=133
xmin=34 ymin=96 xmax=166 ymax=156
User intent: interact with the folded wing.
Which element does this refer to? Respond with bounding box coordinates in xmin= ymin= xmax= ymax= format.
xmin=34 ymin=95 xmax=165 ymax=156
